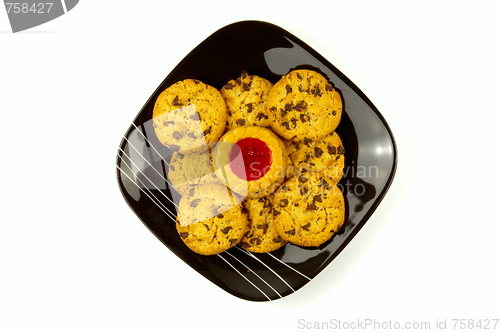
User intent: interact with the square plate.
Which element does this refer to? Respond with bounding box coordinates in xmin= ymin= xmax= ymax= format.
xmin=116 ymin=20 xmax=397 ymax=301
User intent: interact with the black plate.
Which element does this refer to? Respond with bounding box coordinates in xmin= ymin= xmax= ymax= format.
xmin=115 ymin=20 xmax=397 ymax=301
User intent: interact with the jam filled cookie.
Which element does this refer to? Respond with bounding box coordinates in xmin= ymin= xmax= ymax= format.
xmin=212 ymin=126 xmax=286 ymax=198
xmin=267 ymin=69 xmax=342 ymax=143
xmin=175 ymin=184 xmax=247 ymax=256
xmin=272 ymin=172 xmax=345 ymax=247
xmin=220 ymin=71 xmax=274 ymax=129
xmin=152 ymin=79 xmax=227 ymax=152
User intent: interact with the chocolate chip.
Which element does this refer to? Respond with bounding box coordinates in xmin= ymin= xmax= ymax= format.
xmin=163 ymin=120 xmax=174 ymax=126
xmin=229 ymin=239 xmax=238 ymax=245
xmin=307 ymin=203 xmax=318 ymax=211
xmin=272 ymin=236 xmax=283 ymax=243
xmin=270 ymin=106 xmax=277 ymax=113
xmin=170 ymin=145 xmax=180 ymax=152
xmin=256 ymin=223 xmax=268 ymax=230
xmin=338 ymin=146 xmax=345 ymax=154
xmin=285 ymin=85 xmax=292 ymax=94
xmin=177 ymin=153 xmax=185 ymax=159
xmin=179 ymin=232 xmax=189 ymax=239
xmin=326 ymin=84 xmax=334 ymax=91
xmin=224 ymin=82 xmax=235 ymax=90
xmin=245 ymin=103 xmax=253 ymax=113
xmin=290 ymin=118 xmax=298 ymax=127
xmin=279 ymin=199 xmax=289 ymax=207
xmin=280 ymin=109 xmax=288 ymax=117
xmin=173 ymin=131 xmax=182 ymax=139
xmin=203 ymin=126 xmax=212 ymax=136
xmin=294 ymin=101 xmax=307 ymax=111
xmin=327 ymin=145 xmax=337 ymax=155
xmin=304 ymin=138 xmax=313 ymax=145
xmin=173 ymin=95 xmax=181 ymax=106
xmin=227 ymin=110 xmax=232 ymax=116
xmin=302 ymin=222 xmax=311 ymax=231
xmin=240 ymin=70 xmax=249 ymax=78
xmin=285 ymin=229 xmax=296 ymax=235
xmin=240 ymin=242 xmax=250 ymax=249
xmin=319 ymin=178 xmax=331 ymax=190
xmin=250 ymin=238 xmax=262 ymax=245
xmin=311 ymin=88 xmax=321 ymax=97
xmin=256 ymin=112 xmax=268 ymax=120
xmin=217 ymin=214 xmax=224 ymax=218
xmin=332 ymin=111 xmax=337 ymax=116
xmin=221 ymin=226 xmax=232 ymax=234
xmin=189 ymin=113 xmax=199 ymax=120
xmin=313 ymin=195 xmax=322 ymax=202
xmin=188 ymin=132 xmax=197 ymax=139
xmin=300 ymin=186 xmax=309 ymax=196
xmin=188 ymin=188 xmax=195 ymax=196
xmin=169 ymin=165 xmax=175 ymax=171
xmin=258 ymin=197 xmax=266 ymax=203
xmin=282 ymin=122 xmax=290 ymax=130
xmin=299 ymin=114 xmax=309 ymax=123
xmin=190 ymin=199 xmax=201 ymax=208
xmin=297 ymin=72 xmax=303 ymax=80
xmin=314 ymin=147 xmax=324 ymax=158
xmin=285 ymin=103 xmax=293 ymax=112
xmin=236 ymin=118 xmax=246 ymax=126
xmin=243 ymin=83 xmax=250 ymax=91
xmin=273 ymin=209 xmax=281 ymax=216
xmin=298 ymin=175 xmax=308 ymax=183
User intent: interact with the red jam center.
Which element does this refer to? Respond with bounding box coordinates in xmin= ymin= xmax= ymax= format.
xmin=229 ymin=138 xmax=272 ymax=181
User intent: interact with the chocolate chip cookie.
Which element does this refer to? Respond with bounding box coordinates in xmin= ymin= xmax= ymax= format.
xmin=176 ymin=184 xmax=247 ymax=255
xmin=239 ymin=194 xmax=287 ymax=253
xmin=220 ymin=71 xmax=274 ymax=129
xmin=266 ymin=69 xmax=343 ymax=143
xmin=152 ymin=79 xmax=227 ymax=152
xmin=285 ymin=131 xmax=345 ymax=184
xmin=167 ymin=147 xmax=222 ymax=196
xmin=272 ymin=172 xmax=345 ymax=247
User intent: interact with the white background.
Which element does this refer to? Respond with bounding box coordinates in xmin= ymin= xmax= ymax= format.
xmin=1 ymin=1 xmax=499 ymax=332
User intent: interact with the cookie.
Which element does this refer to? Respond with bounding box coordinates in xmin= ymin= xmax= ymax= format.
xmin=272 ymin=172 xmax=345 ymax=247
xmin=220 ymin=71 xmax=274 ymax=129
xmin=239 ymin=194 xmax=287 ymax=253
xmin=152 ymin=79 xmax=227 ymax=152
xmin=212 ymin=126 xmax=286 ymax=198
xmin=167 ymin=147 xmax=222 ymax=196
xmin=285 ymin=131 xmax=345 ymax=184
xmin=176 ymin=184 xmax=247 ymax=256
xmin=267 ymin=69 xmax=342 ymax=143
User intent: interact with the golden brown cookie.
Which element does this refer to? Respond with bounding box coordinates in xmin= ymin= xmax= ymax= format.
xmin=176 ymin=184 xmax=247 ymax=256
xmin=267 ymin=69 xmax=342 ymax=143
xmin=212 ymin=126 xmax=286 ymax=198
xmin=167 ymin=147 xmax=222 ymax=196
xmin=285 ymin=131 xmax=345 ymax=184
xmin=239 ymin=194 xmax=287 ymax=253
xmin=152 ymin=79 xmax=227 ymax=152
xmin=272 ymin=172 xmax=345 ymax=247
xmin=220 ymin=71 xmax=274 ymax=129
